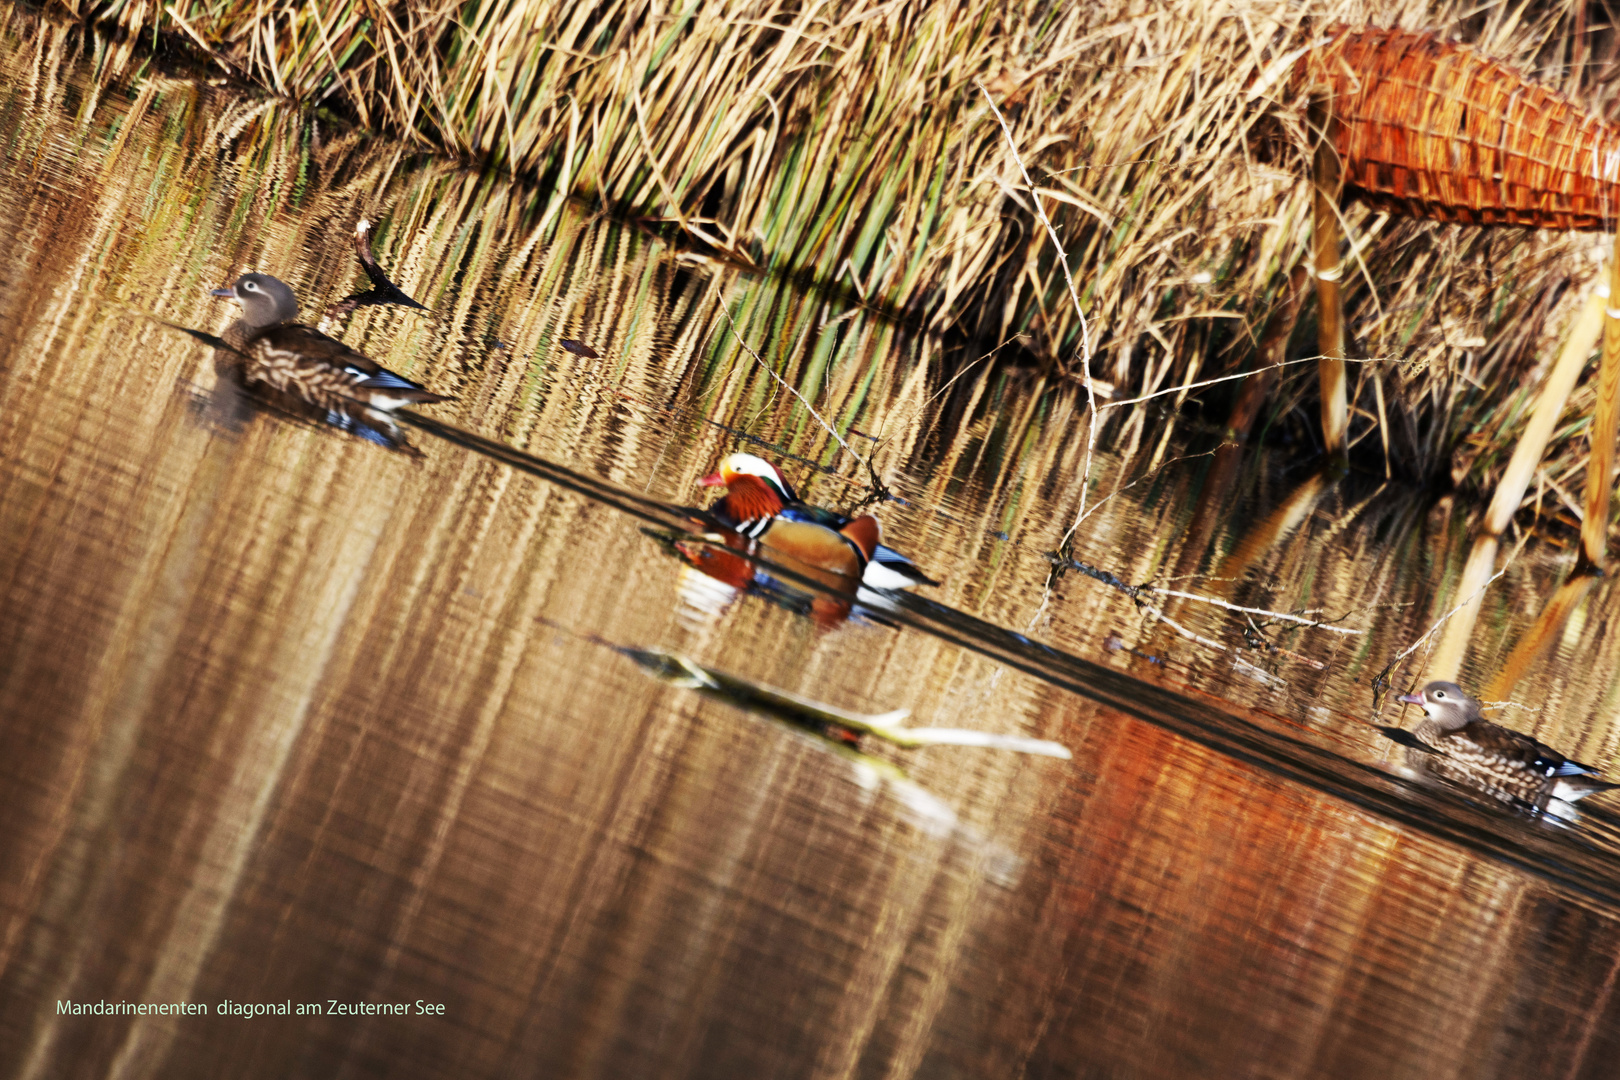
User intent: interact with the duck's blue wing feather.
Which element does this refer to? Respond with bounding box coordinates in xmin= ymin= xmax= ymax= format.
xmin=350 ymin=366 xmax=426 ymax=391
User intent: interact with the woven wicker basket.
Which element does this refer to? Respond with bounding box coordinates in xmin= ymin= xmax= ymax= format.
xmin=1298 ymin=26 xmax=1620 ymax=230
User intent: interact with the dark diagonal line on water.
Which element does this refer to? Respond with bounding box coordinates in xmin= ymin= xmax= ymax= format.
xmin=399 ymin=409 xmax=1620 ymax=911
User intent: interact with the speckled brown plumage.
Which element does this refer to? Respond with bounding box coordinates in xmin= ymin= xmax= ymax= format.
xmin=1397 ymin=681 xmax=1617 ymax=808
xmin=212 ymin=273 xmax=448 ymax=441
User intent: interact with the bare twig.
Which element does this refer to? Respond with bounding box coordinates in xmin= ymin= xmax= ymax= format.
xmin=977 ymin=81 xmax=1096 ymax=549
xmin=1384 ymin=534 xmax=1529 ymax=668
xmin=1241 ymin=615 xmax=1328 ymax=669
xmin=715 ymin=297 xmax=885 ymax=494
xmin=1142 ymin=589 xmax=1365 ymax=634
xmin=1101 ymin=354 xmax=1391 ymax=410
xmin=1232 ymin=655 xmax=1289 ymax=687
xmin=921 ymin=334 xmax=1020 ymax=412
xmin=1139 ymin=601 xmax=1230 ymax=653
xmin=1077 ymin=448 xmax=1219 ymax=526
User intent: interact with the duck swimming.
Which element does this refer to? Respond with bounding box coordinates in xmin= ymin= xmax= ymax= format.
xmin=700 ymin=452 xmax=938 ymax=590
xmin=702 ymin=472 xmax=882 ymax=584
xmin=1396 ymin=680 xmax=1617 ymax=809
xmin=210 ymin=273 xmax=449 ymax=441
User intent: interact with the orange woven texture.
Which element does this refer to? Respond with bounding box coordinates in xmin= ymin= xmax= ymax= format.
xmin=1300 ymin=26 xmax=1620 ymax=230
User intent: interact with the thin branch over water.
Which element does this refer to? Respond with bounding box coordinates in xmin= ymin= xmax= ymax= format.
xmin=978 ymin=80 xmax=1097 ymax=550
xmin=715 ymin=296 xmax=885 ymax=494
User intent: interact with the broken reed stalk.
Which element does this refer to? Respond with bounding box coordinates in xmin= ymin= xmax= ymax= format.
xmin=74 ymin=6 xmax=1620 ymax=504
xmin=1484 ymin=287 xmax=1608 ymax=537
xmin=1297 ymin=25 xmax=1620 ymax=491
xmin=1309 ymin=97 xmax=1347 ymax=460
xmin=1390 ymin=533 xmax=1526 ymax=684
xmin=1420 ymin=289 xmax=1607 ymax=679
xmin=1580 ymin=232 xmax=1620 ymax=569
xmin=1299 ymin=26 xmax=1620 ymax=676
xmin=1480 ymin=573 xmax=1598 ymax=703
xmin=1425 ymin=533 xmax=1499 ymax=681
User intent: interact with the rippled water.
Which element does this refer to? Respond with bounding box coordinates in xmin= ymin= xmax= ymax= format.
xmin=5 ymin=11 xmax=1620 ymax=1079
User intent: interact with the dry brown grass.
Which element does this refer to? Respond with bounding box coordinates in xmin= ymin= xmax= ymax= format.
xmin=51 ymin=0 xmax=1620 ymax=511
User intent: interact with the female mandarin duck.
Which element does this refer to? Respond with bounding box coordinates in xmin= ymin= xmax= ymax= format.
xmin=210 ymin=273 xmax=448 ymax=440
xmin=1397 ymin=681 xmax=1617 ymax=808
xmin=700 ymin=452 xmax=938 ymax=590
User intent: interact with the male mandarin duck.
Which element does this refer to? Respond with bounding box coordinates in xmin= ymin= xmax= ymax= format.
xmin=1397 ymin=681 xmax=1617 ymax=808
xmin=700 ymin=470 xmax=882 ymax=584
xmin=700 ymin=452 xmax=939 ymax=590
xmin=210 ymin=273 xmax=449 ymax=440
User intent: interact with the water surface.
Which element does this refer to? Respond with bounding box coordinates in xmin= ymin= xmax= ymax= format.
xmin=4 ymin=12 xmax=1620 ymax=1078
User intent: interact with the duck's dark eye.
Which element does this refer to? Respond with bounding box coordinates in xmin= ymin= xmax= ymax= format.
xmin=243 ymin=282 xmax=259 ymax=291
xmin=1434 ymin=691 xmax=1446 ymax=698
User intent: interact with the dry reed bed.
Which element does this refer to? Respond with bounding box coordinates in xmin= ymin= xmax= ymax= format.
xmin=50 ymin=0 xmax=1620 ymax=509
xmin=14 ymin=6 xmax=1620 ymax=718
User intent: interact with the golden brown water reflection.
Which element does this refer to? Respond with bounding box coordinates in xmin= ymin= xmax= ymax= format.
xmin=5 ymin=12 xmax=1620 ymax=1078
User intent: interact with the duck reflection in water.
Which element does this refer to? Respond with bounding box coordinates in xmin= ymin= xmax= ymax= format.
xmin=669 ymin=533 xmax=864 ymax=630
xmin=1389 ymin=680 xmax=1618 ymax=815
xmin=207 ymin=273 xmax=450 ymax=449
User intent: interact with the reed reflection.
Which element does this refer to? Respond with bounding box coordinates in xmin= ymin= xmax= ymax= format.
xmin=8 ymin=13 xmax=1620 ymax=1080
